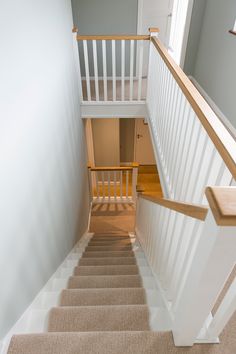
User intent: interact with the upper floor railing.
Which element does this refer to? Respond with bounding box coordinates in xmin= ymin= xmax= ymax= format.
xmin=76 ymin=29 xmax=159 ymax=102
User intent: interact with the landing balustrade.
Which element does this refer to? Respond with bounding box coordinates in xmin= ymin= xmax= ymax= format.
xmin=73 ymin=27 xmax=236 ymax=347
xmin=88 ymin=164 xmax=138 ymax=204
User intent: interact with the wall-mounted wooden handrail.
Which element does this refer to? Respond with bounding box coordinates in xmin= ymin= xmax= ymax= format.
xmin=206 ymin=187 xmax=236 ymax=226
xmin=151 ymin=36 xmax=236 ymax=180
xmin=77 ymin=34 xmax=150 ymax=41
xmin=139 ymin=192 xmax=208 ymax=221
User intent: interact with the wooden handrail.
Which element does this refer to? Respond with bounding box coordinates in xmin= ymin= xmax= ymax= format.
xmin=90 ymin=166 xmax=133 ymax=172
xmin=206 ymin=187 xmax=236 ymax=226
xmin=139 ymin=192 xmax=208 ymax=221
xmin=151 ymin=36 xmax=236 ymax=180
xmin=77 ymin=34 xmax=150 ymax=41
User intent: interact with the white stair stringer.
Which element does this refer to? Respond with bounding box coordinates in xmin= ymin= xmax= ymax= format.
xmin=0 ymin=231 xmax=93 ymax=354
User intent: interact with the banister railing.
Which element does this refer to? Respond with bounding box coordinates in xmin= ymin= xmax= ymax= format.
xmin=74 ymin=27 xmax=236 ymax=347
xmin=147 ymin=34 xmax=236 ymax=204
xmin=136 ymin=187 xmax=236 ymax=346
xmin=138 ymin=191 xmax=208 ymax=221
xmin=77 ymin=32 xmax=154 ymax=102
xmin=88 ymin=163 xmax=138 ymax=204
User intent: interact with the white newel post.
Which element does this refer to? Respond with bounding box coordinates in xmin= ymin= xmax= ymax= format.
xmin=172 ymin=187 xmax=236 ymax=346
xmin=87 ymin=166 xmax=93 ymax=203
xmin=132 ymin=163 xmax=139 ymax=203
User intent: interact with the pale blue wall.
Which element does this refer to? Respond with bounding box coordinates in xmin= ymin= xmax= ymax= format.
xmin=184 ymin=0 xmax=236 ymax=128
xmin=0 ymin=0 xmax=89 ymax=338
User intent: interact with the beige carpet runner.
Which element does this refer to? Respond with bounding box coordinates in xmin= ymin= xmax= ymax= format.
xmin=7 ymin=232 xmax=163 ymax=354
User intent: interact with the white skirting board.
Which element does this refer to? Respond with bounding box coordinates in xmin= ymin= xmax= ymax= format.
xmin=188 ymin=76 xmax=236 ymax=138
xmin=0 ymin=230 xmax=93 ymax=354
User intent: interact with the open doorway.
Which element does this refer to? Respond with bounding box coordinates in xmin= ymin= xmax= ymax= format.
xmin=84 ymin=118 xmax=163 ymax=197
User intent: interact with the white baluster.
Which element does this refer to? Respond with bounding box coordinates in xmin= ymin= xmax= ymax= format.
xmin=83 ymin=40 xmax=91 ymax=101
xmin=114 ymin=171 xmax=117 ymax=201
xmin=120 ymin=171 xmax=123 ymax=199
xmin=102 ymin=40 xmax=108 ymax=101
xmin=137 ymin=40 xmax=144 ymax=100
xmin=132 ymin=164 xmax=138 ymax=203
xmin=112 ymin=40 xmax=116 ymax=101
xmin=102 ymin=171 xmax=105 ymax=200
xmin=121 ymin=39 xmax=125 ymax=101
xmin=108 ymin=171 xmax=111 ymax=201
xmin=92 ymin=40 xmax=99 ymax=101
xmin=95 ymin=172 xmax=99 ymax=199
xmin=129 ymin=40 xmax=134 ymax=101
xmin=126 ymin=170 xmax=129 ymax=200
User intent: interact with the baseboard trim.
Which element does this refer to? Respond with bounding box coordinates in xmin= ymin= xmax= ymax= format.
xmin=189 ymin=76 xmax=236 ymax=139
xmin=0 ymin=230 xmax=92 ymax=354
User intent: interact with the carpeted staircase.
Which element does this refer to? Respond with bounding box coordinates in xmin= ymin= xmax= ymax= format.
xmin=7 ymin=232 xmax=164 ymax=354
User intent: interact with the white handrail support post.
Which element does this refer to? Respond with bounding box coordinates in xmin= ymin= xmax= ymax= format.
xmin=173 ymin=210 xmax=236 ymax=346
xmin=132 ymin=164 xmax=139 ymax=203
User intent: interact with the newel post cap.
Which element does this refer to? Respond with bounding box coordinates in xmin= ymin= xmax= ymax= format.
xmin=205 ymin=187 xmax=236 ymax=226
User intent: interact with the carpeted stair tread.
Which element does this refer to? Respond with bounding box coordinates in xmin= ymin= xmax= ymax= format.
xmin=78 ymin=257 xmax=137 ymax=266
xmin=85 ymin=245 xmax=133 ymax=251
xmin=7 ymin=332 xmax=172 ymax=354
xmin=60 ymin=288 xmax=147 ymax=306
xmin=48 ymin=305 xmax=150 ymax=332
xmin=74 ymin=265 xmax=139 ymax=276
xmin=82 ymin=251 xmax=135 ymax=258
xmin=90 ymin=236 xmax=132 ymax=241
xmin=89 ymin=239 xmax=133 ymax=245
xmin=93 ymin=231 xmax=129 ymax=237
xmin=67 ymin=275 xmax=143 ymax=289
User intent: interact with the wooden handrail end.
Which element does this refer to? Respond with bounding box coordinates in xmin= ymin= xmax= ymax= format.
xmin=132 ymin=162 xmax=139 ymax=168
xmin=149 ymin=27 xmax=160 ymax=33
xmin=72 ymin=26 xmax=78 ymax=33
xmin=136 ymin=185 xmax=145 ymax=193
xmin=206 ymin=187 xmax=236 ymax=226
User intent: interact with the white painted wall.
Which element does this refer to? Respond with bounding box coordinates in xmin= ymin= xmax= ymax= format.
xmin=71 ymin=0 xmax=138 ymax=77
xmin=0 ymin=0 xmax=89 ymax=339
xmin=184 ymin=0 xmax=236 ymax=128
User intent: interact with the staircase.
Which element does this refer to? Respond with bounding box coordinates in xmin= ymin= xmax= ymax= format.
xmin=7 ymin=231 xmax=171 ymax=354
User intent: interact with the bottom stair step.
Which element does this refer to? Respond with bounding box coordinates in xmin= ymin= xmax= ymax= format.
xmin=8 ymin=332 xmax=172 ymax=354
xmin=60 ymin=288 xmax=147 ymax=306
xmin=48 ymin=305 xmax=150 ymax=332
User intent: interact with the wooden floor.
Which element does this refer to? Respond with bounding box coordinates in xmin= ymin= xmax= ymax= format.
xmin=92 ymin=165 xmax=163 ymax=199
xmin=137 ymin=165 xmax=163 ymax=198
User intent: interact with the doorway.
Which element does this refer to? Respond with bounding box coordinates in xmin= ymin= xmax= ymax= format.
xmin=134 ymin=118 xmax=156 ymax=165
